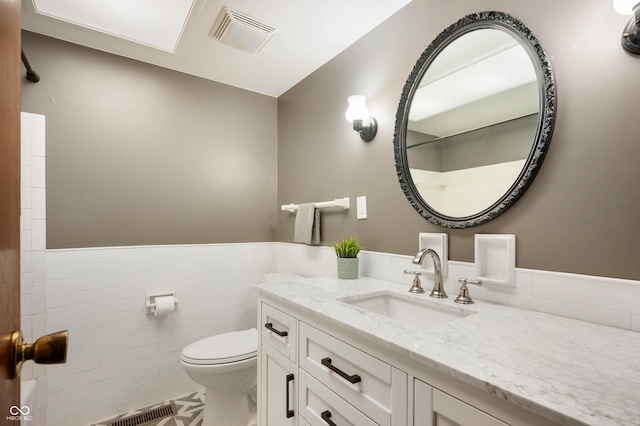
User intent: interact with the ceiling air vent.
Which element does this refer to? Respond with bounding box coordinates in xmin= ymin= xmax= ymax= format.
xmin=210 ymin=7 xmax=277 ymax=53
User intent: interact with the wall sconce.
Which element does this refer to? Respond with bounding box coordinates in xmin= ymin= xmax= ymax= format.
xmin=614 ymin=0 xmax=640 ymax=54
xmin=345 ymin=95 xmax=378 ymax=142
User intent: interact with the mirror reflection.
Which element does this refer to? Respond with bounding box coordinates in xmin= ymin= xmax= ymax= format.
xmin=407 ymin=29 xmax=539 ymax=217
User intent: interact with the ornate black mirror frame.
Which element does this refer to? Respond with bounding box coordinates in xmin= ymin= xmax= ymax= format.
xmin=393 ymin=11 xmax=556 ymax=229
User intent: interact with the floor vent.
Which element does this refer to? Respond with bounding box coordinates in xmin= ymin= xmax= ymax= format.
xmin=106 ymin=401 xmax=176 ymax=426
xmin=210 ymin=6 xmax=277 ymax=53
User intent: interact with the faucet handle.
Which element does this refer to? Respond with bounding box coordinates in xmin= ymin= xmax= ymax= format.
xmin=455 ymin=278 xmax=482 ymax=304
xmin=404 ymin=269 xmax=425 ymax=294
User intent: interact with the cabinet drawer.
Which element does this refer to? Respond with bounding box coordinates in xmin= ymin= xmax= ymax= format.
xmin=299 ymin=370 xmax=377 ymax=426
xmin=262 ymin=302 xmax=297 ymax=362
xmin=300 ymin=322 xmax=406 ymax=426
xmin=433 ymin=389 xmax=509 ymax=426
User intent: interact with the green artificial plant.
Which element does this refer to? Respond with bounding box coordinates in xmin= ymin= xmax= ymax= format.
xmin=332 ymin=237 xmax=363 ymax=258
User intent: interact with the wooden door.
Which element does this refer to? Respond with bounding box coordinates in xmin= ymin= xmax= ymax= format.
xmin=0 ymin=0 xmax=22 ymax=418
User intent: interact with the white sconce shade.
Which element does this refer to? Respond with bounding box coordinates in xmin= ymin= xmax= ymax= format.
xmin=345 ymin=95 xmax=378 ymax=142
xmin=345 ymin=95 xmax=370 ymax=122
xmin=614 ymin=0 xmax=639 ymax=14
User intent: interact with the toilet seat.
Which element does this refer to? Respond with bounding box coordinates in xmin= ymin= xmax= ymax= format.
xmin=181 ymin=328 xmax=257 ymax=365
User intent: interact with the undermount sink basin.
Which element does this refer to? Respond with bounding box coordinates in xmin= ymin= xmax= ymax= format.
xmin=343 ymin=292 xmax=472 ymax=330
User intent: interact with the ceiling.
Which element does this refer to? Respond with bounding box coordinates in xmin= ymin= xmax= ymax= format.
xmin=21 ymin=0 xmax=412 ymax=97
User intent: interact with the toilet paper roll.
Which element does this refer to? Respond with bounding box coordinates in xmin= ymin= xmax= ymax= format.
xmin=154 ymin=296 xmax=175 ymax=317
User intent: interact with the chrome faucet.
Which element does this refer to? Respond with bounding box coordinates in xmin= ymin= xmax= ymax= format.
xmin=412 ymin=248 xmax=447 ymax=298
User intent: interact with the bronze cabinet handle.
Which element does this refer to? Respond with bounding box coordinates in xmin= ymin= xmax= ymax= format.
xmin=264 ymin=322 xmax=288 ymax=337
xmin=285 ymin=373 xmax=294 ymax=418
xmin=321 ymin=357 xmax=362 ymax=384
xmin=321 ymin=410 xmax=338 ymax=426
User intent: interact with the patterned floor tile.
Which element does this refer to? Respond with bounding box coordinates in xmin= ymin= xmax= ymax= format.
xmin=91 ymin=392 xmax=204 ymax=426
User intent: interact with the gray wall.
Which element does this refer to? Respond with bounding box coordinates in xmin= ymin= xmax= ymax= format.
xmin=21 ymin=31 xmax=278 ymax=249
xmin=277 ymin=0 xmax=640 ymax=281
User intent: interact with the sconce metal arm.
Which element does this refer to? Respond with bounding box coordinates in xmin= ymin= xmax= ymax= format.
xmin=622 ymin=5 xmax=640 ymax=55
xmin=352 ymin=117 xmax=378 ymax=142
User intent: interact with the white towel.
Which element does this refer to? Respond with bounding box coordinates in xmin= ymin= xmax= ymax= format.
xmin=293 ymin=203 xmax=320 ymax=245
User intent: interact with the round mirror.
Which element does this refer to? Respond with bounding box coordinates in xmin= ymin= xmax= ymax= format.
xmin=393 ymin=11 xmax=556 ymax=228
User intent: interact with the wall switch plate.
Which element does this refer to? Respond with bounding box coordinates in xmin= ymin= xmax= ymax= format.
xmin=356 ymin=196 xmax=367 ymax=219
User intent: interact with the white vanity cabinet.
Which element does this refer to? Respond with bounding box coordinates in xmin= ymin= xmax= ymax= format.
xmin=299 ymin=322 xmax=407 ymax=426
xmin=260 ymin=303 xmax=297 ymax=426
xmin=414 ymin=380 xmax=508 ymax=426
xmin=262 ymin=346 xmax=296 ymax=425
xmin=259 ymin=299 xmax=408 ymax=426
xmin=299 ymin=372 xmax=379 ymax=426
xmin=258 ymin=296 xmax=560 ymax=426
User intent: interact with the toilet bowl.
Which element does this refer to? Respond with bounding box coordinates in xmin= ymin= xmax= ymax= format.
xmin=181 ymin=328 xmax=257 ymax=426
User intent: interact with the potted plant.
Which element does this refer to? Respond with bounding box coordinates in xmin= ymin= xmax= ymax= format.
xmin=332 ymin=237 xmax=363 ymax=279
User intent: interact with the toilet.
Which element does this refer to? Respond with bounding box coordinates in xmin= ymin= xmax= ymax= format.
xmin=181 ymin=328 xmax=258 ymax=426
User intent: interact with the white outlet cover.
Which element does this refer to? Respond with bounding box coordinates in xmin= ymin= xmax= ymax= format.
xmin=356 ymin=196 xmax=367 ymax=219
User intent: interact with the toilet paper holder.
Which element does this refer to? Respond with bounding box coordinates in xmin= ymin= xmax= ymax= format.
xmin=146 ymin=291 xmax=178 ymax=315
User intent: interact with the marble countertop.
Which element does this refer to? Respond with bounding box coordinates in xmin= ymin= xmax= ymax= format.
xmin=255 ymin=276 xmax=640 ymax=426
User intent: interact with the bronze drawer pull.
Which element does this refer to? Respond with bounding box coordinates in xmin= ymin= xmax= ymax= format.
xmin=265 ymin=322 xmax=288 ymax=337
xmin=321 ymin=410 xmax=337 ymax=426
xmin=321 ymin=357 xmax=362 ymax=384
xmin=285 ymin=373 xmax=294 ymax=418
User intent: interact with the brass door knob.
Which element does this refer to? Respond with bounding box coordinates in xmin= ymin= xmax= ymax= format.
xmin=9 ymin=330 xmax=68 ymax=378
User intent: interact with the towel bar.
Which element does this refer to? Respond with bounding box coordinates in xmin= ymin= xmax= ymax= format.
xmin=281 ymin=197 xmax=350 ymax=212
